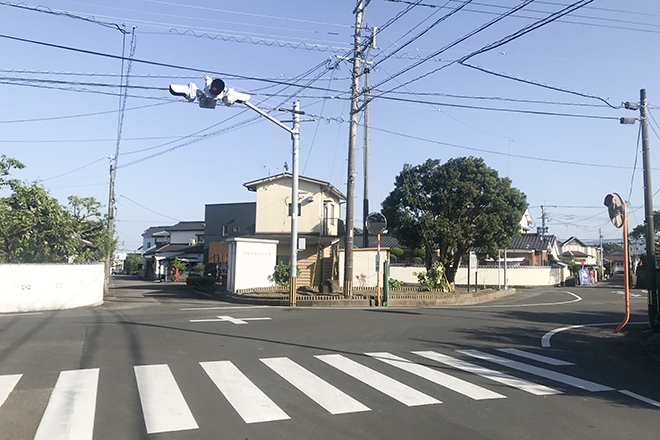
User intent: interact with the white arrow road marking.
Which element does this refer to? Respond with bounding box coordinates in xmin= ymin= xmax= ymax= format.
xmin=189 ymin=315 xmax=272 ymax=324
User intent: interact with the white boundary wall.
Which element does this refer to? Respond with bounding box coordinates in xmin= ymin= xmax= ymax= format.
xmin=338 ymin=249 xmax=391 ymax=287
xmin=227 ymin=238 xmax=279 ymax=292
xmin=0 ymin=263 xmax=104 ymax=313
xmin=390 ymin=265 xmax=567 ymax=288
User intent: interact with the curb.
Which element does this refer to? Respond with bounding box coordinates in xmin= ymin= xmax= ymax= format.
xmin=201 ymin=287 xmax=518 ymax=307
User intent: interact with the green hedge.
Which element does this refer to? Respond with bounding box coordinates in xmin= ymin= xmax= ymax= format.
xmin=186 ymin=275 xmax=217 ymax=287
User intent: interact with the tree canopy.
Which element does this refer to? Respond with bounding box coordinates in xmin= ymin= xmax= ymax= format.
xmin=0 ymin=156 xmax=113 ymax=263
xmin=381 ymin=157 xmax=527 ymax=285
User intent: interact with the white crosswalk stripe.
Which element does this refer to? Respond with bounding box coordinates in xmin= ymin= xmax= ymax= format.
xmin=6 ymin=346 xmax=657 ymax=437
xmin=134 ymin=364 xmax=199 ymax=434
xmin=261 ymin=357 xmax=370 ymax=415
xmin=34 ymin=368 xmax=99 ymax=440
xmin=458 ymin=350 xmax=614 ymax=392
xmin=496 ymin=348 xmax=575 ymax=366
xmin=200 ymin=360 xmax=290 ymax=424
xmin=316 ymin=354 xmax=441 ymax=406
xmin=413 ymin=351 xmax=561 ymax=396
xmin=368 ymin=352 xmax=506 ymax=400
xmin=0 ymin=374 xmax=21 ymax=410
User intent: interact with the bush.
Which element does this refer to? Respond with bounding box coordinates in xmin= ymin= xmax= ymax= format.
xmin=388 ymin=278 xmax=404 ymax=289
xmin=186 ymin=275 xmax=217 ymax=287
xmin=414 ymin=263 xmax=449 ymax=291
xmin=412 ymin=257 xmax=424 ymax=265
xmin=390 ymin=247 xmax=404 ymax=258
xmin=272 ymin=262 xmax=301 ymax=287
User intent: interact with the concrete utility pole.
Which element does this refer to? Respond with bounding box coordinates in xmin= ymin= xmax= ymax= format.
xmin=362 ymin=64 xmax=370 ymax=249
xmin=639 ymin=89 xmax=660 ymax=329
xmin=344 ymin=0 xmax=366 ymax=296
xmin=105 ymin=156 xmax=116 ymax=295
xmin=362 ymin=27 xmax=375 ymax=249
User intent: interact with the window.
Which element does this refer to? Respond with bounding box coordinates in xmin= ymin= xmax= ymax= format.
xmin=288 ymin=203 xmax=302 ymax=217
xmin=232 ymin=226 xmax=240 ymax=233
xmin=222 ymin=225 xmax=228 ymax=236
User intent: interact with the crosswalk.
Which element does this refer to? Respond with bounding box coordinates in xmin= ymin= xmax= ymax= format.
xmin=0 ymin=347 xmax=652 ymax=438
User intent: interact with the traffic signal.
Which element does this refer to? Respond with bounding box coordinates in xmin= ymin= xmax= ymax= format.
xmin=168 ymin=82 xmax=198 ymax=102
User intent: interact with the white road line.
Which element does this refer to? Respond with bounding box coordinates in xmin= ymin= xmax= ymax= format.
xmin=619 ymin=390 xmax=660 ymax=408
xmin=180 ymin=306 xmax=270 ymax=311
xmin=459 ymin=350 xmax=613 ymax=392
xmin=368 ymin=352 xmax=505 ymax=400
xmin=541 ymin=322 xmax=648 ymax=348
xmin=134 ymin=365 xmax=198 ymax=434
xmin=496 ymin=348 xmax=574 ymax=366
xmin=413 ymin=351 xmax=561 ymax=396
xmin=34 ymin=369 xmax=99 ymax=440
xmin=315 ymin=354 xmax=441 ymax=407
xmin=0 ymin=312 xmax=44 ymax=317
xmin=201 ymin=360 xmax=290 ymax=424
xmin=0 ymin=374 xmax=21 ymax=409
xmin=261 ymin=357 xmax=370 ymax=415
xmin=190 ymin=315 xmax=272 ymax=324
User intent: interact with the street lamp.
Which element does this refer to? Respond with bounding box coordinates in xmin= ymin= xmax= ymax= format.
xmin=169 ymin=77 xmax=301 ymax=306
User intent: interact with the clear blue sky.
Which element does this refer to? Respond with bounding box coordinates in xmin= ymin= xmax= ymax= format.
xmin=1 ymin=0 xmax=659 ymax=251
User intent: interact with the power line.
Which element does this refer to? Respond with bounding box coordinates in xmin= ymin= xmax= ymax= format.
xmin=0 ymin=101 xmax=171 ymax=124
xmin=371 ymin=0 xmax=470 ymax=69
xmin=119 ymin=195 xmax=179 ymax=220
xmin=370 ymin=0 xmax=536 ymax=92
xmin=0 ymin=1 xmax=129 ymax=33
xmin=0 ymin=33 xmax=347 ymax=94
xmin=367 ymin=123 xmax=637 ymax=170
xmin=41 ymin=157 xmax=107 ymax=182
xmin=375 ymin=94 xmax=619 ymax=119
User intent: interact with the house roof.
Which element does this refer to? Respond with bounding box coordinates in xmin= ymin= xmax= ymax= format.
xmin=561 ymin=236 xmax=588 ymax=247
xmin=143 ymin=243 xmax=204 ymax=256
xmin=510 ymin=233 xmax=558 ymax=251
xmin=168 ymin=221 xmax=205 ymax=231
xmin=142 ymin=225 xmax=172 ymax=238
xmin=243 ymin=173 xmax=346 ymax=200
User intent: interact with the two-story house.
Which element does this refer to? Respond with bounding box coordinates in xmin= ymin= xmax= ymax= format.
xmin=561 ymin=236 xmax=598 ymax=266
xmin=141 ymin=221 xmax=205 ymax=280
xmin=204 ymin=173 xmax=345 ymax=288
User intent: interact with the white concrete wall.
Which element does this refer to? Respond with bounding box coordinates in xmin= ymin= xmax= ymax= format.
xmin=227 ymin=238 xmax=278 ymax=292
xmin=0 ymin=263 xmax=104 ymax=313
xmin=338 ymin=249 xmax=391 ymax=287
xmin=389 ymin=265 xmax=567 ymax=288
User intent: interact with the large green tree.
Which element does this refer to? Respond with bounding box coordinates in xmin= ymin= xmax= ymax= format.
xmin=0 ymin=157 xmax=113 ymax=263
xmin=382 ymin=157 xmax=527 ymax=286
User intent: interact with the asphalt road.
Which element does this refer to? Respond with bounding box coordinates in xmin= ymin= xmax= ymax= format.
xmin=0 ymin=275 xmax=659 ymax=440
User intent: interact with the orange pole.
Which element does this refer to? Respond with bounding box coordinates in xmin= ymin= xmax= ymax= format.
xmin=376 ymin=233 xmax=381 ymax=307
xmin=615 ymin=204 xmax=630 ymax=333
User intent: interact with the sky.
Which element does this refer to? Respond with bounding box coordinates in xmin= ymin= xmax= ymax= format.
xmin=1 ymin=0 xmax=659 ymax=251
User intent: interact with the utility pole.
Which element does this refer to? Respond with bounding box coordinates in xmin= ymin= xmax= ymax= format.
xmin=362 ymin=64 xmax=370 ymax=249
xmin=344 ymin=0 xmax=366 ymax=296
xmin=105 ymin=156 xmax=116 ymax=295
xmin=599 ymin=228 xmax=604 ymax=275
xmin=362 ymin=27 xmax=375 ymax=249
xmin=537 ymin=205 xmax=549 ymax=236
xmin=639 ymin=89 xmax=659 ymax=329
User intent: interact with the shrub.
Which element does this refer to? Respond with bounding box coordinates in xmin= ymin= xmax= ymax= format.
xmin=390 ymin=247 xmax=404 ymax=258
xmin=186 ymin=275 xmax=216 ymax=286
xmin=412 ymin=257 xmax=424 ymax=265
xmin=194 ymin=262 xmax=205 ymax=275
xmin=272 ymin=262 xmax=301 ymax=287
xmin=388 ymin=278 xmax=404 ymax=289
xmin=414 ymin=263 xmax=449 ymax=291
